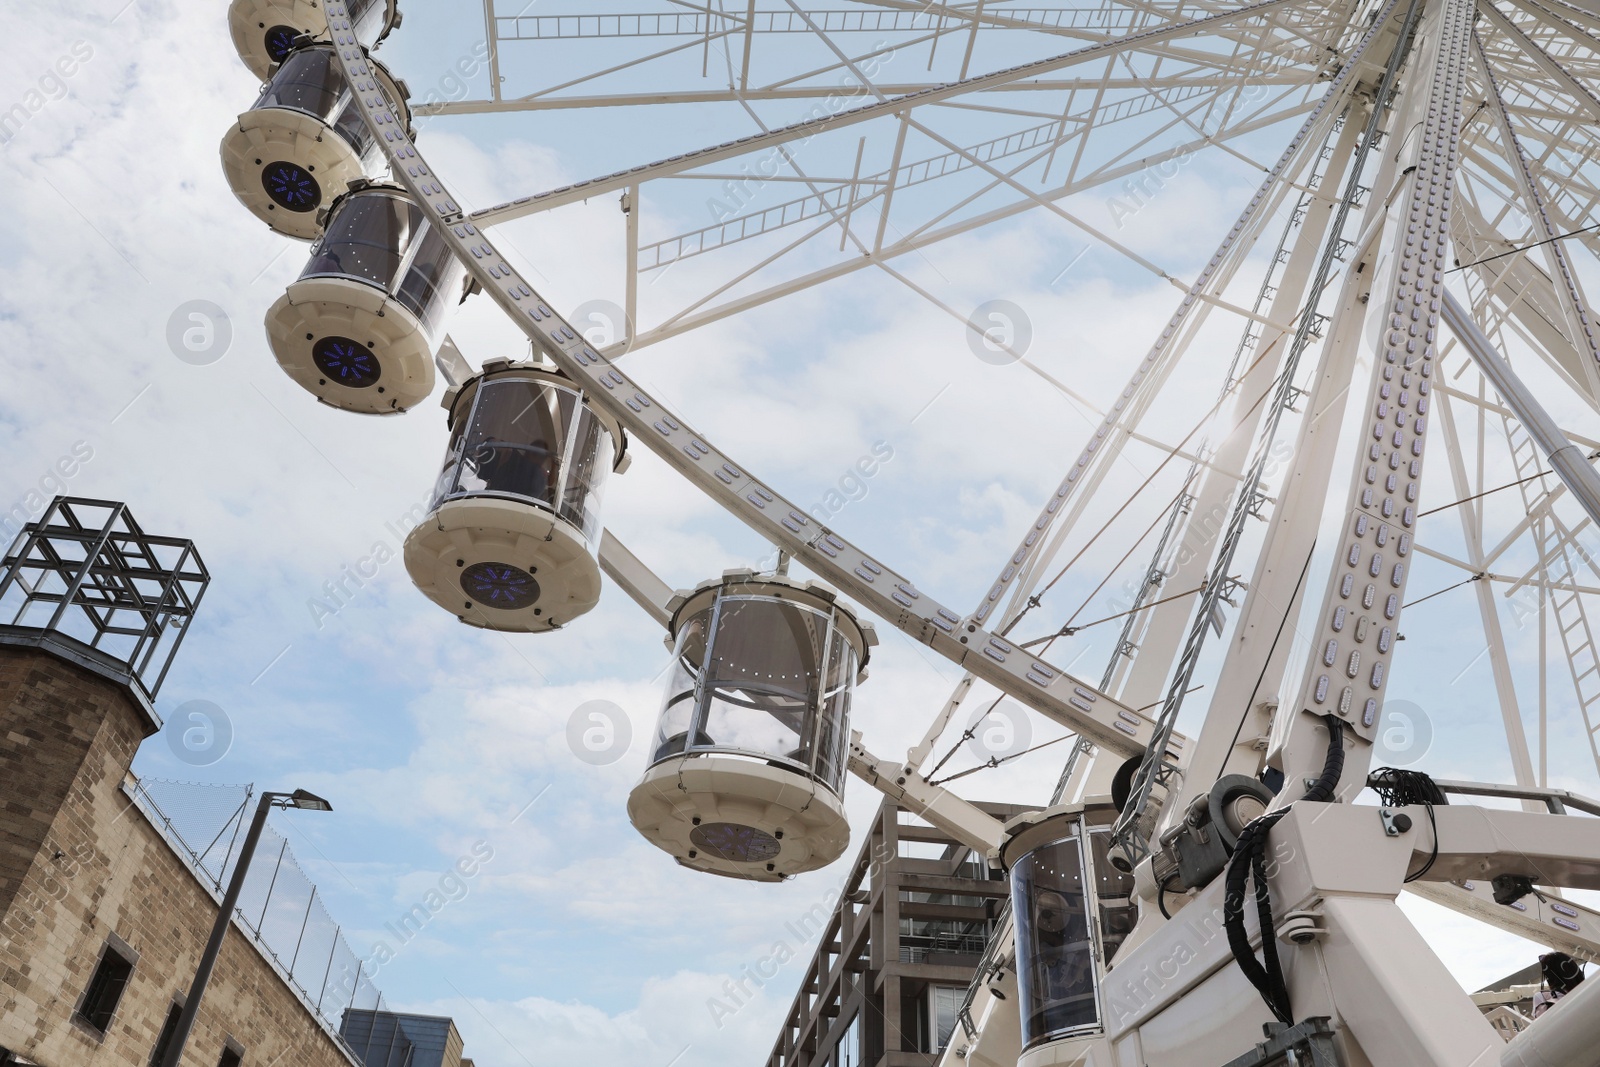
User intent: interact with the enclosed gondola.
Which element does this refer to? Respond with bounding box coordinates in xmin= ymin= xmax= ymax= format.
xmin=1000 ymin=804 xmax=1137 ymax=1064
xmin=628 ymin=571 xmax=876 ymax=881
xmin=404 ymin=357 xmax=628 ymax=630
xmin=265 ymin=182 xmax=467 ymax=415
xmin=220 ymin=43 xmax=410 ymax=240
xmin=227 ymin=0 xmax=401 ymax=80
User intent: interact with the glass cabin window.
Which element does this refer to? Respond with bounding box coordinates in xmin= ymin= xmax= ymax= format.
xmin=699 ymin=597 xmax=821 ymax=766
xmin=348 ymin=0 xmax=390 ymax=41
xmin=435 ymin=376 xmax=614 ymax=542
xmin=301 ymin=192 xmax=418 ymax=291
xmin=654 ymin=607 xmax=712 ymax=761
xmin=1012 ymin=832 xmax=1099 ymax=1046
xmin=252 ymin=47 xmax=371 ymax=156
xmin=560 ymin=409 xmax=615 ymax=544
xmin=649 ymin=593 xmax=856 ymax=792
xmin=394 ymin=226 xmax=460 ymax=337
xmin=457 ymin=379 xmax=570 ymax=506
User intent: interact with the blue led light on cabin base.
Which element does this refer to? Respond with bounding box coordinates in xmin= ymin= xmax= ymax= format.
xmin=691 ymin=822 xmax=782 ymax=864
xmin=261 ymin=161 xmax=320 ymax=212
xmin=312 ymin=336 xmax=381 ymax=388
xmin=460 ymin=562 xmax=540 ymax=611
xmin=263 ymin=25 xmax=300 ymax=63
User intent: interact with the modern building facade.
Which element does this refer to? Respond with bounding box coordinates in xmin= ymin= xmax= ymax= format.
xmin=761 ymin=797 xmax=1029 ymax=1067
xmin=341 ymin=1010 xmax=473 ymax=1067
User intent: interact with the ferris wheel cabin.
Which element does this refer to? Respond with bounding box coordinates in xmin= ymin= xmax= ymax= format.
xmin=227 ymin=0 xmax=400 ymax=80
xmin=220 ymin=43 xmax=411 ymax=240
xmin=628 ymin=572 xmax=876 ymax=882
xmin=1000 ymin=804 xmax=1138 ymax=1065
xmin=403 ymin=359 xmax=628 ymax=632
xmin=265 ymin=182 xmax=466 ymax=414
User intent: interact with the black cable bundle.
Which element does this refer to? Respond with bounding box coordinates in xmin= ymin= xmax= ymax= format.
xmin=1223 ymin=714 xmax=1345 ymax=1025
xmin=1369 ymin=766 xmax=1445 ymax=882
xmin=1368 ymin=767 xmax=1448 ymax=806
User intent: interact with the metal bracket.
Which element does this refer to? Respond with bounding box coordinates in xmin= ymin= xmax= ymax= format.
xmin=1219 ymin=1017 xmax=1342 ymax=1066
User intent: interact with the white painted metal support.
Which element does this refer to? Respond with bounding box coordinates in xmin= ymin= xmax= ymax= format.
xmin=1477 ymin=0 xmax=1600 ymax=121
xmin=847 ymin=736 xmax=1008 ymax=857
xmin=1472 ymin=31 xmax=1600 ymax=395
xmin=467 ymin=0 xmax=1308 ymax=225
xmin=596 ymin=531 xmax=674 ymax=629
xmin=1432 ymin=387 xmax=1542 ymax=799
xmin=1443 ymin=289 xmax=1600 ymax=531
xmin=1274 ymin=0 xmax=1477 ymax=797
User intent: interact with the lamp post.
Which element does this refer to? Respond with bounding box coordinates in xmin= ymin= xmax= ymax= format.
xmin=159 ymin=788 xmax=333 ymax=1067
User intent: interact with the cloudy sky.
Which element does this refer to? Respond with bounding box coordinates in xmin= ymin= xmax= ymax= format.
xmin=3 ymin=2 xmax=1598 ymax=1065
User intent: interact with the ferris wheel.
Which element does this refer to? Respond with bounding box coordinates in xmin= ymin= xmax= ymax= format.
xmin=215 ymin=0 xmax=1600 ymax=1063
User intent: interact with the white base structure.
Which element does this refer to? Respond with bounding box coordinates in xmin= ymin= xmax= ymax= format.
xmin=627 ymin=755 xmax=851 ymax=881
xmin=265 ymin=276 xmax=433 ymax=415
xmin=220 ymin=107 xmax=366 ymax=240
xmin=403 ymin=496 xmax=602 ymax=632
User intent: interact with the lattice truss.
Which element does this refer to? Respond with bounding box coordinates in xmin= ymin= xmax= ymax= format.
xmin=439 ymin=0 xmax=1363 ymax=349
xmin=412 ymin=0 xmax=1600 ymax=799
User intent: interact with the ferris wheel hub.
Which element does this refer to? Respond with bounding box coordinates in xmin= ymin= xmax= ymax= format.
xmin=627 ymin=756 xmax=851 ymax=881
xmin=403 ymin=496 xmax=602 ymax=632
xmin=265 ymin=276 xmax=433 ymax=414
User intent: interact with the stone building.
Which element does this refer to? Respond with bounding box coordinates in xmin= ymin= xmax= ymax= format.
xmin=0 ymin=499 xmax=473 ymax=1067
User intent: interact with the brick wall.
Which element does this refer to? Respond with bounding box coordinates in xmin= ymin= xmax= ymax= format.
xmin=0 ymin=647 xmax=356 ymax=1067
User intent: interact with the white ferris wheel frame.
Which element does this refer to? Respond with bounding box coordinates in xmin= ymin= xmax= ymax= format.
xmin=305 ymin=0 xmax=1600 ymax=1059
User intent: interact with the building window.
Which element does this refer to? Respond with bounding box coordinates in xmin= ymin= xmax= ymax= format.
xmin=217 ymin=1037 xmax=245 ymax=1067
xmin=830 ymin=1014 xmax=860 ymax=1067
xmin=75 ymin=941 xmax=136 ymax=1035
xmin=928 ymin=986 xmax=962 ymax=1052
xmin=149 ymin=997 xmax=185 ymax=1066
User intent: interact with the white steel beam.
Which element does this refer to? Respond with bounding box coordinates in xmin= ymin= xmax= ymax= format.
xmin=1273 ymin=0 xmax=1478 ymax=797
xmin=467 ymin=0 xmax=1313 ymax=224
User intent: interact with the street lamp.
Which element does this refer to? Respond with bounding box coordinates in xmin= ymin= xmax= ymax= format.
xmin=158 ymin=788 xmax=333 ymax=1067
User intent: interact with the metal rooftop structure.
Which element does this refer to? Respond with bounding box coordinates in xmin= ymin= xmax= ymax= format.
xmin=0 ymin=496 xmax=208 ymax=722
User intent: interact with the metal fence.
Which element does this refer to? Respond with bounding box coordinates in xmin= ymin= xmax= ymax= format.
xmin=125 ymin=776 xmax=387 ymax=1050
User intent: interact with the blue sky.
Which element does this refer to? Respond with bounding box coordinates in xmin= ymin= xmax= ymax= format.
xmin=4 ymin=3 xmax=1599 ymax=1065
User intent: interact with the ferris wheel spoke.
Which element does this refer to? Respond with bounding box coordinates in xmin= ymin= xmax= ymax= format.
xmin=1430 ymin=385 xmax=1542 ymax=793
xmin=1496 ymin=0 xmax=1600 ymax=60
xmin=576 ymin=92 xmax=1313 ymax=357
xmin=465 ymin=0 xmax=1310 ymax=225
xmin=1449 ymin=188 xmax=1600 ymax=405
xmin=1519 ymin=0 xmax=1600 ymax=38
xmin=1480 ymin=0 xmax=1600 ymax=119
xmin=969 ymin=14 xmax=1378 ymax=637
xmin=1472 ymin=33 xmax=1600 ymax=395
xmin=442 ymin=0 xmax=1328 ymax=115
xmin=1433 ymin=370 xmax=1600 ymax=782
